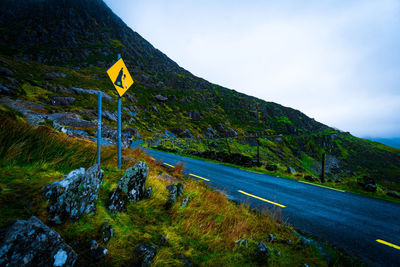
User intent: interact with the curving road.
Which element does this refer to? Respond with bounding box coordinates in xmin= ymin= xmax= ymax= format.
xmin=142 ymin=147 xmax=400 ymax=266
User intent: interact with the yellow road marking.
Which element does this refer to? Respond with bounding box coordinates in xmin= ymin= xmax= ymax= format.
xmin=299 ymin=181 xmax=345 ymax=192
xmin=189 ymin=173 xmax=210 ymax=181
xmin=376 ymin=239 xmax=400 ymax=250
xmin=163 ymin=163 xmax=175 ymax=168
xmin=238 ymin=190 xmax=286 ymax=208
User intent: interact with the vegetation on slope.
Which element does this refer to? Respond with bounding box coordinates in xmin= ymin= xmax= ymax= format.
xmin=0 ymin=112 xmax=359 ymax=266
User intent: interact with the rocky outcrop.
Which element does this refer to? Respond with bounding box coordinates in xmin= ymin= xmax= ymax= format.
xmin=100 ymin=221 xmax=114 ymax=243
xmin=181 ymin=196 xmax=190 ymax=208
xmin=165 ymin=183 xmax=184 ymax=210
xmin=154 ymin=94 xmax=168 ymax=102
xmin=89 ymin=240 xmax=107 ymax=262
xmin=50 ymin=97 xmax=76 ymax=106
xmin=107 ymin=162 xmax=150 ymax=213
xmin=43 ymin=164 xmax=104 ymax=224
xmin=255 ymin=241 xmax=270 ymax=261
xmin=45 ymin=72 xmax=67 ymax=80
xmin=357 ymin=176 xmax=377 ymax=192
xmin=0 ymin=66 xmax=14 ymax=76
xmin=0 ymin=216 xmax=77 ymax=266
xmin=135 ymin=244 xmax=157 ymax=267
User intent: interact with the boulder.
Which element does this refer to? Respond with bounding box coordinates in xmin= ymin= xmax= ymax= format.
xmin=234 ymin=238 xmax=248 ymax=247
xmin=89 ymin=240 xmax=107 ymax=262
xmin=255 ymin=241 xmax=270 ymax=260
xmin=102 ymin=110 xmax=118 ymax=122
xmin=265 ymin=164 xmax=278 ymax=171
xmin=0 ymin=216 xmax=77 ymax=266
xmin=50 ymin=97 xmax=76 ymax=106
xmin=107 ymin=162 xmax=149 ymax=213
xmin=181 ymin=196 xmax=190 ymax=208
xmin=268 ymin=233 xmax=275 ymax=243
xmin=165 ymin=183 xmax=184 ymax=210
xmin=100 ymin=221 xmax=114 ymax=243
xmin=135 ymin=244 xmax=157 ymax=267
xmin=154 ymin=94 xmax=168 ymax=102
xmin=286 ymin=167 xmax=296 ymax=175
xmin=0 ymin=67 xmax=14 ymax=76
xmin=44 ymin=86 xmax=74 ymax=94
xmin=45 ymin=72 xmax=67 ymax=80
xmin=123 ymin=126 xmax=141 ymax=139
xmin=43 ymin=164 xmax=104 ymax=224
xmin=71 ymin=87 xmax=113 ymax=102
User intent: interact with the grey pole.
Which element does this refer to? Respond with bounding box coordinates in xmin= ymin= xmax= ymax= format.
xmin=117 ymin=53 xmax=122 ymax=169
xmin=97 ymin=91 xmax=102 ymax=166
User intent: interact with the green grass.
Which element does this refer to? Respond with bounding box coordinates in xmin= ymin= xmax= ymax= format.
xmin=0 ymin=114 xmax=361 ymax=266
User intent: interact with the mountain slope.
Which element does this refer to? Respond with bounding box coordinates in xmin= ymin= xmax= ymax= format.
xmin=0 ymin=0 xmax=329 ymax=137
xmin=0 ymin=0 xmax=399 ymax=194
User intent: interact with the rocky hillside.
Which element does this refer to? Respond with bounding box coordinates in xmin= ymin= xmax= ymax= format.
xmin=0 ymin=0 xmax=399 ymax=191
xmin=0 ymin=0 xmax=328 ymax=139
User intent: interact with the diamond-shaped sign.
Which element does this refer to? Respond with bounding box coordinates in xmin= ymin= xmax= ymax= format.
xmin=107 ymin=58 xmax=134 ymax=97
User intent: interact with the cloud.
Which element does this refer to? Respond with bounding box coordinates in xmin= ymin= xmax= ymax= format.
xmin=106 ymin=0 xmax=400 ymax=138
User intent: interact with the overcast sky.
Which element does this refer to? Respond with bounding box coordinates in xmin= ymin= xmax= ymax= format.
xmin=104 ymin=0 xmax=400 ymax=138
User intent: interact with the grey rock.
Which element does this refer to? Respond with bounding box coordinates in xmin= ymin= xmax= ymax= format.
xmin=0 ymin=216 xmax=77 ymax=266
xmin=50 ymin=97 xmax=76 ymax=106
xmin=0 ymin=67 xmax=14 ymax=76
xmin=44 ymin=86 xmax=74 ymax=94
xmin=102 ymin=110 xmax=118 ymax=122
xmin=72 ymin=87 xmax=113 ymax=102
xmin=181 ymin=196 xmax=190 ymax=208
xmin=255 ymin=241 xmax=270 ymax=259
xmin=43 ymin=164 xmax=104 ymax=223
xmin=286 ymin=167 xmax=296 ymax=175
xmin=123 ymin=126 xmax=141 ymax=139
xmin=268 ymin=233 xmax=275 ymax=243
xmin=234 ymin=238 xmax=248 ymax=247
xmin=90 ymin=240 xmax=107 ymax=262
xmin=100 ymin=222 xmax=114 ymax=243
xmin=49 ymin=112 xmax=96 ymax=128
xmin=154 ymin=94 xmax=168 ymax=102
xmin=144 ymin=187 xmax=152 ymax=199
xmin=178 ymin=254 xmax=193 ymax=267
xmin=165 ymin=183 xmax=184 ymax=210
xmin=107 ymin=162 xmax=149 ymax=213
xmin=45 ymin=72 xmax=67 ymax=80
xmin=135 ymin=244 xmax=156 ymax=267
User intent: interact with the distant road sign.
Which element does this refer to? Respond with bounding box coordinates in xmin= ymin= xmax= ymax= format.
xmin=107 ymin=58 xmax=134 ymax=97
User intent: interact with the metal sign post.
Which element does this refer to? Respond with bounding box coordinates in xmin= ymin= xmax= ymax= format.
xmin=97 ymin=92 xmax=102 ymax=166
xmin=106 ymin=53 xmax=134 ymax=169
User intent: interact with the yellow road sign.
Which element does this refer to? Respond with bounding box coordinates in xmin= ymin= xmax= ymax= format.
xmin=107 ymin=58 xmax=134 ymax=97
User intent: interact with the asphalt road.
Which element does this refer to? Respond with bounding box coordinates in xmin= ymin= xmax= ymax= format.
xmin=142 ymin=147 xmax=400 ymax=266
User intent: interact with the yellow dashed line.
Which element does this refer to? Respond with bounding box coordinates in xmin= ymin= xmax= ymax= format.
xmin=162 ymin=163 xmax=175 ymax=168
xmin=299 ymin=181 xmax=345 ymax=192
xmin=189 ymin=173 xmax=210 ymax=181
xmin=376 ymin=239 xmax=400 ymax=250
xmin=238 ymin=190 xmax=286 ymax=208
